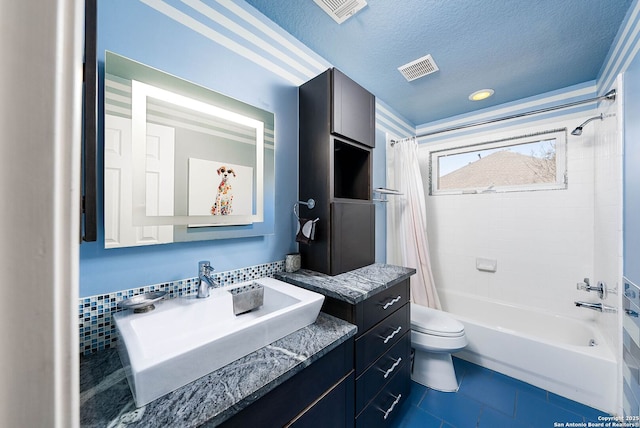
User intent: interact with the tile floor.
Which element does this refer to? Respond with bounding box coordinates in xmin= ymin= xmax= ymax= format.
xmin=392 ymin=357 xmax=610 ymax=428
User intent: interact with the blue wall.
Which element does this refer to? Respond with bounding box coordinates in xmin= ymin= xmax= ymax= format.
xmin=80 ymin=0 xmax=414 ymax=297
xmin=80 ymin=0 xmax=306 ymax=296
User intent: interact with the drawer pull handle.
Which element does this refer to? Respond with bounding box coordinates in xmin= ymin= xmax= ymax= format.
xmin=382 ymin=326 xmax=402 ymax=344
xmin=626 ymin=308 xmax=639 ymax=317
xmin=381 ymin=357 xmax=402 ymax=379
xmin=382 ymin=296 xmax=402 ymax=310
xmin=380 ymin=393 xmax=402 ymax=420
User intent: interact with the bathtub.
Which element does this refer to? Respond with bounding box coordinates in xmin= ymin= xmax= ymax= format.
xmin=438 ymin=289 xmax=617 ymax=414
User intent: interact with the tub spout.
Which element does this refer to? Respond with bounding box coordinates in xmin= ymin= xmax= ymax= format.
xmin=574 ymin=301 xmax=617 ymax=313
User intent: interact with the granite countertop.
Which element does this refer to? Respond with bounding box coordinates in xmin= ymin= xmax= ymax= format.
xmin=80 ymin=312 xmax=356 ymax=428
xmin=275 ymin=263 xmax=416 ymax=304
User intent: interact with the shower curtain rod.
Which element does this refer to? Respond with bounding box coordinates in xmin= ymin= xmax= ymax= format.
xmin=390 ymin=89 xmax=616 ymax=146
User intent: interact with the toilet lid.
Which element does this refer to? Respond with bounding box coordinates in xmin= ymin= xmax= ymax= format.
xmin=411 ymin=304 xmax=465 ymax=337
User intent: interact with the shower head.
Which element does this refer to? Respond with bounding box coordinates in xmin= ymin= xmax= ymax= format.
xmin=571 ymin=113 xmax=604 ymax=136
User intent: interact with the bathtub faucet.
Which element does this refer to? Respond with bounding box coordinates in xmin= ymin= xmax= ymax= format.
xmin=574 ymin=301 xmax=617 ymax=313
xmin=576 ymin=278 xmax=607 ymax=299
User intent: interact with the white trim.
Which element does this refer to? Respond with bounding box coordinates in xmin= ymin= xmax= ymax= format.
xmin=599 ymin=2 xmax=640 ymax=92
xmin=214 ymin=0 xmax=329 ymax=74
xmin=416 ymin=84 xmax=595 ymax=137
xmin=376 ymin=114 xmax=413 ymax=138
xmin=0 ymin=0 xmax=81 ymax=426
xmin=376 ymin=102 xmax=415 ymax=135
xmin=140 ymin=0 xmax=305 ymax=85
xmin=52 ymin=0 xmax=83 ymax=422
xmin=182 ymin=0 xmax=320 ymax=79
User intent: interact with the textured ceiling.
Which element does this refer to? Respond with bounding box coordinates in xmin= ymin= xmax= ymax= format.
xmin=243 ymin=0 xmax=633 ymax=125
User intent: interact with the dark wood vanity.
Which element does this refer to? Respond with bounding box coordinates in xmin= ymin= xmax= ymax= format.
xmin=276 ymin=264 xmax=415 ymax=428
xmin=332 ymin=279 xmax=411 ymax=427
xmin=298 ymin=68 xmax=376 ymax=275
xmin=219 ymin=337 xmax=355 ymax=428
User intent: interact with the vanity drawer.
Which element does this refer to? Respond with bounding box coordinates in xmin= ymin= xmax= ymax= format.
xmin=355 ymin=332 xmax=410 ymax=414
xmin=356 ymin=303 xmax=410 ymax=375
xmin=361 ymin=280 xmax=409 ymax=333
xmin=355 ymin=360 xmax=411 ymax=427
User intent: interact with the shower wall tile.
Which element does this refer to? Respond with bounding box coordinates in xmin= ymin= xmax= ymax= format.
xmin=424 ymin=113 xmax=614 ymax=317
xmin=78 ymin=260 xmax=285 ymax=355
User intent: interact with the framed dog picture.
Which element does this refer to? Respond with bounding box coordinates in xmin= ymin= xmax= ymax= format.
xmin=187 ymin=158 xmax=254 ymax=226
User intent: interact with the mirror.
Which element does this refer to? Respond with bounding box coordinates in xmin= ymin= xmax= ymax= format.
xmin=104 ymin=52 xmax=275 ymax=248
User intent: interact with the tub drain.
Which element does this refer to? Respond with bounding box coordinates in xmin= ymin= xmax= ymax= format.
xmin=589 ymin=339 xmax=598 ymax=347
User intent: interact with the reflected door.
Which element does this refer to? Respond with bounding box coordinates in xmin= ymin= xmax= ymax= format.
xmin=104 ymin=115 xmax=175 ymax=248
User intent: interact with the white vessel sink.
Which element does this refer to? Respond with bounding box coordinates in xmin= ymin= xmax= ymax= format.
xmin=114 ymin=277 xmax=324 ymax=407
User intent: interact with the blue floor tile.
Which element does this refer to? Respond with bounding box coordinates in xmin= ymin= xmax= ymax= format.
xmin=548 ymin=392 xmax=607 ymax=421
xmin=478 ymin=406 xmax=531 ymax=428
xmin=393 ymin=359 xmax=613 ymax=428
xmin=420 ymin=388 xmax=484 ymax=428
xmin=405 ymin=380 xmax=429 ymax=407
xmin=392 ymin=404 xmax=442 ymax=428
xmin=492 ymin=371 xmax=548 ymax=400
xmin=515 ymin=390 xmax=585 ymax=427
xmin=458 ymin=367 xmax=517 ymax=417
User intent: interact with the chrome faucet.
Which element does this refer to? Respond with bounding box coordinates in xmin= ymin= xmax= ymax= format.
xmin=574 ymin=301 xmax=617 ymax=313
xmin=576 ymin=278 xmax=607 ymax=299
xmin=198 ymin=260 xmax=219 ymax=298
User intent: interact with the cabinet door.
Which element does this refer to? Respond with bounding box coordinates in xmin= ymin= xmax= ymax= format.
xmin=356 ymin=362 xmax=410 ymax=428
xmin=355 ymin=332 xmax=410 ymax=414
xmin=332 ymin=68 xmax=375 ymax=148
xmin=331 ymin=201 xmax=375 ymax=275
xmin=287 ymin=372 xmax=355 ymax=428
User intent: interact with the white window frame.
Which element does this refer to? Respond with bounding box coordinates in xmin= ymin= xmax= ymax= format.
xmin=429 ymin=128 xmax=568 ymax=195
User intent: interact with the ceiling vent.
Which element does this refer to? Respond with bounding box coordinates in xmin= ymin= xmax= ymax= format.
xmin=398 ymin=54 xmax=439 ymax=82
xmin=313 ymin=0 xmax=367 ymax=24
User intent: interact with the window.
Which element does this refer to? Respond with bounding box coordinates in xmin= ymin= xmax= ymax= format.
xmin=430 ymin=129 xmax=567 ymax=195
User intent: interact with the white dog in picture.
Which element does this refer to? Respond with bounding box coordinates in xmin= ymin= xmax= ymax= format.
xmin=211 ymin=166 xmax=235 ymax=215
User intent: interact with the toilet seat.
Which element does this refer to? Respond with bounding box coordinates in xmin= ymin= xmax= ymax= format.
xmin=411 ymin=303 xmax=465 ymax=337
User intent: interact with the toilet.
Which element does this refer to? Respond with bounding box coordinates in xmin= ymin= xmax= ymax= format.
xmin=410 ymin=303 xmax=468 ymax=392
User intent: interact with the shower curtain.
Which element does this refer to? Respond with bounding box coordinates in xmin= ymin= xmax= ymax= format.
xmin=386 ymin=136 xmax=441 ymax=309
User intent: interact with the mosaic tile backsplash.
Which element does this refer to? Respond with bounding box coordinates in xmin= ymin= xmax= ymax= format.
xmin=79 ymin=260 xmax=285 ymax=355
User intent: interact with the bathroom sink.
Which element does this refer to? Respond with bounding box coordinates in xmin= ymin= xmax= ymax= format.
xmin=113 ymin=277 xmax=324 ymax=407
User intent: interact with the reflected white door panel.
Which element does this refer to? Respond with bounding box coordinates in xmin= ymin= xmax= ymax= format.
xmin=105 ymin=115 xmax=175 ymax=248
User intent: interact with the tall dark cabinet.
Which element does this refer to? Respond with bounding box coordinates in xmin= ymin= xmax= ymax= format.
xmin=299 ymin=68 xmax=376 ymax=275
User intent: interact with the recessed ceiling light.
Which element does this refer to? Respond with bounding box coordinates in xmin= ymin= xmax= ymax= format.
xmin=469 ymin=89 xmax=494 ymax=101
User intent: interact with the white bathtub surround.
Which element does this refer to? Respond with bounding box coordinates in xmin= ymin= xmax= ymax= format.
xmin=420 ymin=115 xmax=598 ymax=317
xmin=418 ymin=111 xmax=623 ymax=412
xmin=440 ymin=289 xmax=617 ymax=413
xmin=387 ymin=135 xmax=441 ymax=308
